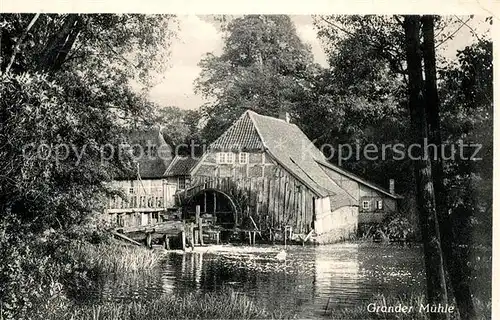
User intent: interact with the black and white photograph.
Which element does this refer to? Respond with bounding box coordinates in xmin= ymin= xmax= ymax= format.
xmin=0 ymin=3 xmax=495 ymax=320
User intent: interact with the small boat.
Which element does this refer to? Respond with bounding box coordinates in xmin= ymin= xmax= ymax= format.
xmin=275 ymin=249 xmax=287 ymax=261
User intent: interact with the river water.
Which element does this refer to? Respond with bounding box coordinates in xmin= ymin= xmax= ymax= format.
xmin=89 ymin=243 xmax=490 ymax=319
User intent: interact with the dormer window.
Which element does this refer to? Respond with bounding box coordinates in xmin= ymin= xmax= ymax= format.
xmin=216 ymin=152 xmax=234 ymax=164
xmin=239 ymin=152 xmax=248 ymax=164
xmin=148 ymin=145 xmax=157 ymax=157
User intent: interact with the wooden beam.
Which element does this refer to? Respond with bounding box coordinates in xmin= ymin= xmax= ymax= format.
xmin=196 ymin=205 xmax=204 ymax=245
xmin=204 ymin=191 xmax=207 ymax=214
xmin=111 ymin=231 xmax=143 ymax=246
xmin=213 ymin=191 xmax=217 ymax=213
xmin=145 ymin=232 xmax=152 ymax=248
xmin=163 ymin=234 xmax=170 ymax=250
xmin=181 ymin=230 xmax=186 ymax=251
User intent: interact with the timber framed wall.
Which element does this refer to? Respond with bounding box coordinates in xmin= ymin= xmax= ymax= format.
xmin=191 ymin=150 xmax=316 ymax=234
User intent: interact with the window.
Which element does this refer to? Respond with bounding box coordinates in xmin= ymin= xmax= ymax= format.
xmin=216 ymin=152 xmax=235 ymax=164
xmin=239 ymin=152 xmax=248 ymax=164
xmin=362 ymin=200 xmax=370 ymax=210
xmin=376 ymin=200 xmax=384 ymax=210
xmin=148 ymin=145 xmax=157 ymax=157
xmin=178 ymin=177 xmax=186 ymax=190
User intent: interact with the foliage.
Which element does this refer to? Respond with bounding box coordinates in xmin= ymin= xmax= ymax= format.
xmin=439 ymin=39 xmax=493 ymax=245
xmin=0 ymin=73 xmax=131 ymax=231
xmin=0 ymin=13 xmax=176 ymax=317
xmin=313 ymin=15 xmax=493 ymax=245
xmin=0 ymin=220 xmax=99 ymax=319
xmin=359 ymin=212 xmax=416 ymax=242
xmin=72 ymin=241 xmax=161 ymax=273
xmin=0 ymin=224 xmax=161 ymax=319
xmin=195 ymin=15 xmax=317 ymax=142
xmin=1 ymin=14 xmax=175 ymax=85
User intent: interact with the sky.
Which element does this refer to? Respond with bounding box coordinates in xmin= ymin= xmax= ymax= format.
xmin=147 ymin=15 xmax=490 ymax=110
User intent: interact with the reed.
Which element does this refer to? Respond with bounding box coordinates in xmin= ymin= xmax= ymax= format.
xmin=72 ymin=241 xmax=162 ymax=273
xmin=37 ymin=291 xmax=297 ymax=320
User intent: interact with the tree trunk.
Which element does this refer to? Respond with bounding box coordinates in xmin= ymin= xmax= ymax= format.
xmin=4 ymin=13 xmax=40 ymax=74
xmin=38 ymin=14 xmax=82 ymax=72
xmin=403 ymin=15 xmax=449 ymax=320
xmin=421 ymin=15 xmax=476 ymax=320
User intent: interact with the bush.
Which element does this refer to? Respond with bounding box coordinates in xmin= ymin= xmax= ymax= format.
xmin=0 ymin=217 xmax=102 ymax=319
xmin=359 ymin=212 xmax=416 ymax=242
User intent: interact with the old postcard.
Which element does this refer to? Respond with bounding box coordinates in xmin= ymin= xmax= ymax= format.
xmin=0 ymin=1 xmax=497 ymax=319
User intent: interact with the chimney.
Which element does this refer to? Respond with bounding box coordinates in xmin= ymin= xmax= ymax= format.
xmin=278 ymin=110 xmax=291 ymax=123
xmin=389 ymin=179 xmax=395 ymax=194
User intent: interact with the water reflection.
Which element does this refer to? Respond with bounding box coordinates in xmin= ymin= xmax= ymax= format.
xmin=92 ymin=243 xmax=458 ymax=318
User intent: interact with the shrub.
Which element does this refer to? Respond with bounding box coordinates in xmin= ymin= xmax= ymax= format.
xmin=359 ymin=211 xmax=416 ymax=242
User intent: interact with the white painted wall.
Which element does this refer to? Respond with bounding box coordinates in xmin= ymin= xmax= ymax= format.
xmin=314 ymin=195 xmax=358 ymax=243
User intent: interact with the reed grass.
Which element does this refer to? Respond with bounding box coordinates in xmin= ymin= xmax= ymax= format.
xmin=72 ymin=241 xmax=162 ymax=273
xmin=37 ymin=291 xmax=297 ymax=320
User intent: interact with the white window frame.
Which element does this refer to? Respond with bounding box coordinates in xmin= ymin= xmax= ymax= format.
xmin=217 ymin=152 xmax=235 ymax=164
xmin=239 ymin=152 xmax=249 ymax=164
xmin=376 ymin=200 xmax=383 ymax=210
xmin=362 ymin=200 xmax=370 ymax=210
xmin=178 ymin=177 xmax=186 ymax=190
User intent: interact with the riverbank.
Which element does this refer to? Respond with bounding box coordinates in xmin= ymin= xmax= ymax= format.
xmin=31 ymin=290 xmax=297 ymax=320
xmin=18 ymin=240 xmax=298 ymax=319
xmin=32 ymin=289 xmax=492 ymax=320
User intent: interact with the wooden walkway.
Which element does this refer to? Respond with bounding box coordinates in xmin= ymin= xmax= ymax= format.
xmin=111 ymin=204 xmax=266 ymax=249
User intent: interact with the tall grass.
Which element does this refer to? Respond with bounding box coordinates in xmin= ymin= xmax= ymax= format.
xmin=33 ymin=290 xmax=296 ymax=320
xmin=72 ymin=241 xmax=161 ymax=273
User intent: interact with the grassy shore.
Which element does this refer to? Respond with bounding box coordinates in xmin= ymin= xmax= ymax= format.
xmin=32 ymin=290 xmax=297 ymax=320
xmin=33 ymin=290 xmax=491 ymax=320
xmin=71 ymin=240 xmax=162 ymax=273
xmin=22 ymin=242 xmax=296 ymax=319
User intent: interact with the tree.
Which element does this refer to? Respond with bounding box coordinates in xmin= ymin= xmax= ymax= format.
xmin=146 ymin=105 xmax=204 ymax=155
xmin=315 ymin=15 xmax=492 ymax=318
xmin=195 ymin=15 xmax=316 ymax=142
xmin=403 ymin=15 xmax=449 ymax=319
xmin=422 ymin=15 xmax=477 ymax=320
xmin=300 ymin=18 xmax=414 ymax=194
xmin=0 ymin=14 xmax=176 ymax=228
xmin=0 ymin=14 xmax=176 ymax=317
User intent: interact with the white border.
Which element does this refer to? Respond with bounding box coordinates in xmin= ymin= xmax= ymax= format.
xmin=0 ymin=1 xmax=498 ymax=318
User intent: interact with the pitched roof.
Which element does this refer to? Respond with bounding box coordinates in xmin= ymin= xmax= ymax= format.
xmin=316 ymin=160 xmax=403 ymax=199
xmin=164 ymin=155 xmax=199 ymax=176
xmin=209 ymin=112 xmax=264 ymax=151
xmin=117 ymin=128 xmax=173 ymax=179
xmin=208 ymin=110 xmax=399 ymax=203
xmin=246 ymin=110 xmax=354 ymax=199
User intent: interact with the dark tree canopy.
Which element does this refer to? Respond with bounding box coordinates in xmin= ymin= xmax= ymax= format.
xmin=0 ymin=14 xmax=177 ymax=231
